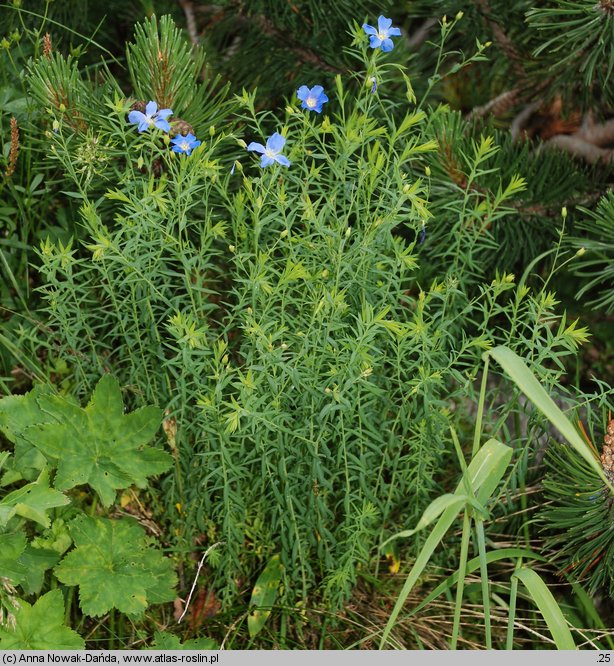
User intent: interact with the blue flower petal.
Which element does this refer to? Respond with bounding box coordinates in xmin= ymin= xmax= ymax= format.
xmin=191 ymin=139 xmax=202 ymax=149
xmin=260 ymin=155 xmax=275 ymax=167
xmin=389 ymin=27 xmax=401 ymax=36
xmin=274 ymin=155 xmax=291 ymax=167
xmin=362 ymin=23 xmax=377 ymax=35
xmin=380 ymin=38 xmax=394 ymax=52
xmin=145 ymin=100 xmax=158 ymax=116
xmin=138 ymin=121 xmax=151 ymax=132
xmin=319 ymin=92 xmax=329 ymax=103
xmin=247 ymin=142 xmax=266 ymax=154
xmin=378 ymin=16 xmax=392 ymax=31
xmin=311 ymin=85 xmax=324 ymax=97
xmin=128 ymin=110 xmax=146 ymax=125
xmin=157 ymin=108 xmax=173 ymax=120
xmin=154 ymin=119 xmax=172 ymax=132
xmin=172 ymin=144 xmax=186 ymax=153
xmin=296 ymin=85 xmax=311 ymax=101
xmin=266 ymin=132 xmax=286 ymax=153
xmin=369 ymin=35 xmax=382 ymax=48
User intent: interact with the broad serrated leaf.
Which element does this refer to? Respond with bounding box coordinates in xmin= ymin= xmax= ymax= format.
xmin=0 ymin=385 xmax=53 ymax=480
xmin=247 ymin=554 xmax=283 ymax=638
xmin=0 ymin=589 xmax=84 ymax=649
xmin=0 ymin=469 xmax=70 ymax=528
xmin=23 ymin=374 xmax=171 ymax=506
xmin=0 ymin=531 xmax=28 ymax=583
xmin=54 ymin=515 xmax=177 ymax=618
xmin=18 ymin=545 xmax=61 ymax=595
xmin=151 ymin=631 xmax=218 ymax=650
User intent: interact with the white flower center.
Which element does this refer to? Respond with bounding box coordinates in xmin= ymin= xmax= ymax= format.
xmin=146 ymin=116 xmax=155 ymax=125
xmin=180 ymin=141 xmax=190 ymax=152
xmin=264 ymin=148 xmax=276 ymax=158
xmin=306 ymin=96 xmax=317 ymax=108
xmin=376 ymin=30 xmax=388 ymax=40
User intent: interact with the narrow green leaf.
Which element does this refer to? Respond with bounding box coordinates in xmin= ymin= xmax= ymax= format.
xmin=380 ymin=438 xmax=512 ymax=648
xmin=410 ymin=548 xmax=546 ymax=616
xmin=248 ymin=554 xmax=283 ymax=639
xmin=381 ymin=495 xmax=468 ymax=546
xmin=488 ymin=346 xmax=607 ymax=485
xmin=513 ymin=567 xmax=576 ymax=650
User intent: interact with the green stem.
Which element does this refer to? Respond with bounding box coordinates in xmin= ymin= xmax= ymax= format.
xmin=450 ymin=509 xmax=471 ymax=649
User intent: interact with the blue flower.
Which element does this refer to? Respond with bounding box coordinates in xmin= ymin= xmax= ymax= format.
xmin=128 ymin=101 xmax=173 ymax=133
xmin=362 ymin=15 xmax=401 ymax=52
xmin=170 ymin=133 xmax=201 ymax=155
xmin=296 ymin=85 xmax=328 ymax=113
xmin=246 ymin=132 xmax=290 ymax=168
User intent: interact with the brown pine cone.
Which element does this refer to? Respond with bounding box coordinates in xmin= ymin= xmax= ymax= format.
xmin=601 ymin=418 xmax=614 ymax=484
xmin=170 ymin=118 xmax=195 ymax=137
xmin=129 ymin=100 xmax=147 ymax=113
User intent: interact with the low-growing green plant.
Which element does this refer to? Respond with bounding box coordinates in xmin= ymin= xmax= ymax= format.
xmin=0 ymin=375 xmax=181 ymax=648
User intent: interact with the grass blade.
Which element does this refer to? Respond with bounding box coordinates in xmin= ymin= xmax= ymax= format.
xmin=513 ymin=567 xmax=576 ymax=649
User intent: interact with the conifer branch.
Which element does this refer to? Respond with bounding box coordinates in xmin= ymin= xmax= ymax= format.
xmin=475 ymin=0 xmax=525 ymax=78
xmin=547 ymin=134 xmax=613 ymax=165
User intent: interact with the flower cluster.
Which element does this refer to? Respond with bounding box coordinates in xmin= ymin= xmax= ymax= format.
xmin=128 ymin=101 xmax=201 ymax=155
xmin=127 ymin=17 xmax=401 ymax=169
xmin=243 ymin=15 xmax=401 ymax=170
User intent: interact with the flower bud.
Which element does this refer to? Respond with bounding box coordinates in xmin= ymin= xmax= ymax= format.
xmin=425 ymin=166 xmax=431 ymax=177
xmin=562 ymin=206 xmax=567 ymax=219
xmin=575 ymin=247 xmax=586 ymax=257
xmin=456 ymin=11 xmax=464 ymax=20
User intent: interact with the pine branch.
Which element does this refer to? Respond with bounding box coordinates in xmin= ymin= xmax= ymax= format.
xmin=547 ymin=135 xmax=613 ymax=165
xmin=474 ymin=0 xmax=526 ymax=78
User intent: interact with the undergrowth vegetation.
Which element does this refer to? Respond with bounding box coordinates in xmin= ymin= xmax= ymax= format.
xmin=0 ymin=1 xmax=613 ymax=650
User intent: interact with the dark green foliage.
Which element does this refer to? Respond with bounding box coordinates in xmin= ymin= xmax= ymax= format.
xmin=568 ymin=192 xmax=614 ymax=313
xmin=541 ymin=433 xmax=614 ymax=597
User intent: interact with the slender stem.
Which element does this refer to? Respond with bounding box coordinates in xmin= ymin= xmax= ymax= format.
xmin=450 ymin=509 xmax=471 ymax=648
xmin=475 ymin=519 xmax=492 ymax=649
xmin=506 ymin=561 xmax=521 ymax=650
